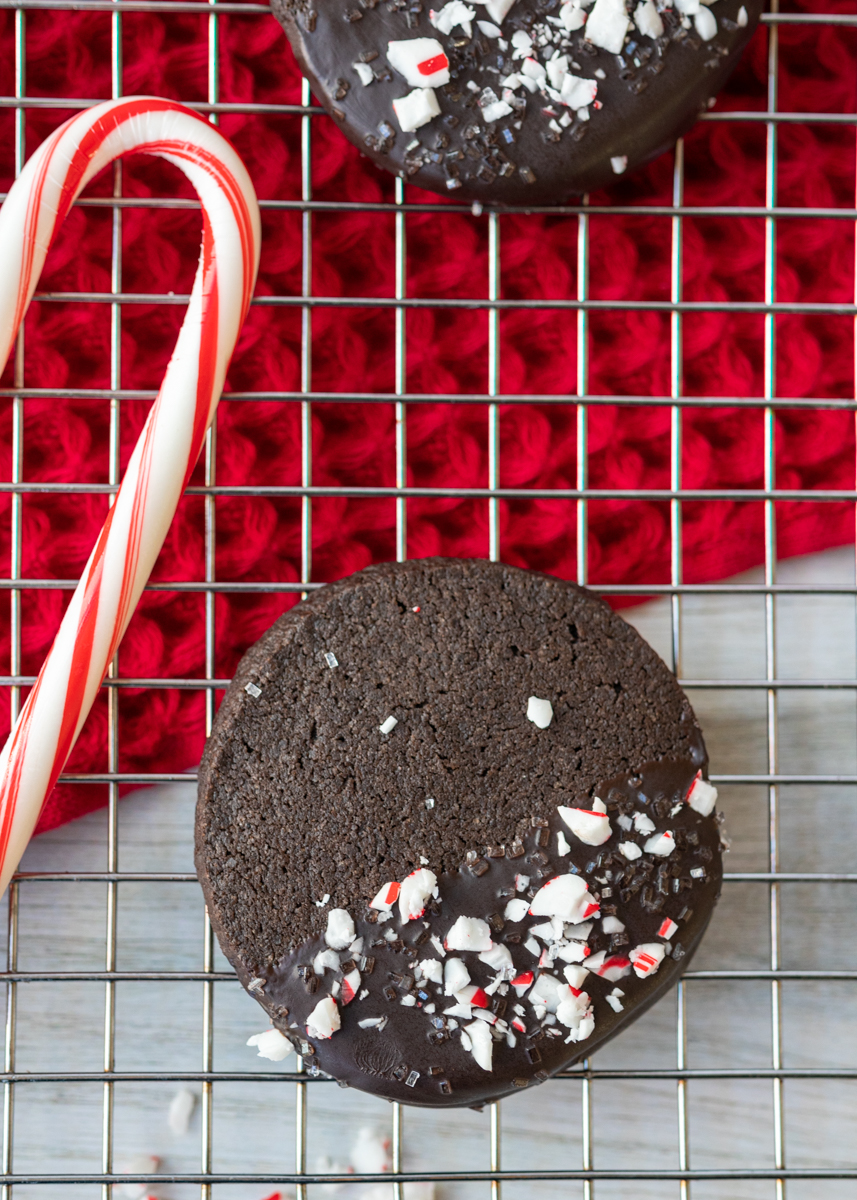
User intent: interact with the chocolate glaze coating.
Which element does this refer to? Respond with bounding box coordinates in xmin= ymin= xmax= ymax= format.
xmin=271 ymin=0 xmax=763 ymax=205
xmin=196 ymin=558 xmax=722 ymax=1107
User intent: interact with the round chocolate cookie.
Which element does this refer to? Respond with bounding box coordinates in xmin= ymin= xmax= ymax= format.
xmin=196 ymin=558 xmax=723 ymax=1108
xmin=271 ymin=0 xmax=762 ymax=205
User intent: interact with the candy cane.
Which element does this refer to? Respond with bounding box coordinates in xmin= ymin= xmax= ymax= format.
xmin=0 ymin=97 xmax=261 ymax=894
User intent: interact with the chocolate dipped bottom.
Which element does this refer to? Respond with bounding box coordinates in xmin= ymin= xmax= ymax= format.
xmin=271 ymin=0 xmax=763 ymax=205
xmin=196 ymin=558 xmax=723 ymax=1108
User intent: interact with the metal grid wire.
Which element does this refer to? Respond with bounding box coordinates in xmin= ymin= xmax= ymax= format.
xmin=0 ymin=0 xmax=856 ymax=1194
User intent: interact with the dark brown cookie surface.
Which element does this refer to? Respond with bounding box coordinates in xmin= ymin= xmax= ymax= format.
xmin=271 ymin=0 xmax=762 ymax=205
xmin=196 ymin=558 xmax=723 ymax=1107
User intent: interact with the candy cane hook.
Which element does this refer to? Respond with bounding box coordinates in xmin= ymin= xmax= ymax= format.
xmin=0 ymin=97 xmax=261 ymax=894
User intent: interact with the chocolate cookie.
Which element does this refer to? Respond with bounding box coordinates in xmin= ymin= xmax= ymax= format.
xmin=196 ymin=558 xmax=723 ymax=1108
xmin=271 ymin=0 xmax=762 ymax=205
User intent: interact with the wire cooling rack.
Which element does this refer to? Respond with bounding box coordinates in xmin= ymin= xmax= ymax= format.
xmin=1 ymin=0 xmax=857 ymax=1195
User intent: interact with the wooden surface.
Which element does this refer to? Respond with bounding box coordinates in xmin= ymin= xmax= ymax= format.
xmin=10 ymin=547 xmax=857 ymax=1199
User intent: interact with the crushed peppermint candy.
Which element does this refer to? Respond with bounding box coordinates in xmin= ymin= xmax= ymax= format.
xmin=430 ymin=0 xmax=477 ymax=37
xmin=445 ymin=915 xmax=493 ymax=951
xmin=610 ymin=155 xmax=628 ymax=175
xmin=313 ymin=948 xmax=340 ymax=976
xmin=563 ymin=963 xmax=590 ymax=989
xmin=444 ymin=956 xmax=472 ymax=995
xmin=399 ymin=867 xmax=438 ymax=920
xmin=306 ymin=995 xmax=341 ymax=1040
xmin=634 ymin=0 xmax=663 ymax=38
xmin=687 ymin=772 xmax=718 ymax=816
xmin=738 ymin=3 xmax=748 ymax=24
xmin=463 ymin=1019 xmax=494 ymax=1070
xmin=379 ymin=715 xmax=399 ymax=735
xmin=247 ymin=1029 xmax=294 ymax=1062
xmin=633 ymin=812 xmax=656 ymax=835
xmin=325 ymin=908 xmax=356 ymax=951
xmin=526 ymin=696 xmax=554 ymax=728
xmin=530 ymin=873 xmax=598 ymax=924
xmin=314 ymin=894 xmax=331 ymax=908
xmin=630 ymin=943 xmax=666 ymax=978
xmin=418 ymin=958 xmax=444 ymax=984
xmin=504 ymin=897 xmax=530 ymax=922
xmin=618 ymin=841 xmax=643 ymax=861
xmin=352 ymin=61 xmax=374 ymax=86
xmin=341 ymin=968 xmax=361 ymax=1005
xmin=358 ymin=1016 xmax=389 ymax=1031
xmin=370 ymin=881 xmax=401 ymax=910
xmin=557 ymin=798 xmax=612 ymax=846
xmin=585 ymin=0 xmax=630 ymax=53
xmin=557 ymin=831 xmax=571 ymax=856
xmin=393 ymin=86 xmax=441 ymax=133
xmin=586 ymin=950 xmax=632 ymax=981
xmin=644 ymin=830 xmax=676 ymax=857
xmin=601 ymin=915 xmax=625 ymax=934
xmin=387 ymin=38 xmax=451 ymax=88
xmin=605 ymin=987 xmax=625 ymax=1012
xmin=658 ymin=918 xmax=679 ymax=940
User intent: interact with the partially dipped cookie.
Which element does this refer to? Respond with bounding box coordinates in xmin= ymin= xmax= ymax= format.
xmin=271 ymin=0 xmax=762 ymax=204
xmin=196 ymin=558 xmax=723 ymax=1108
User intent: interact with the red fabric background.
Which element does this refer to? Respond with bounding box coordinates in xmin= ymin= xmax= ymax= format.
xmin=0 ymin=1 xmax=854 ymax=833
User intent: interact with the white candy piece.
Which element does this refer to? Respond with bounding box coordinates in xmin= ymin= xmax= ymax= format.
xmin=611 ymin=155 xmax=628 ymax=175
xmin=504 ymin=897 xmax=530 ymax=922
xmin=479 ymin=942 xmax=513 ymax=972
xmin=358 ymin=1016 xmax=388 ymax=1030
xmin=475 ymin=0 xmax=518 ymax=21
xmin=445 ymin=915 xmax=493 ymax=951
xmin=618 ymin=841 xmax=643 ymax=861
xmin=694 ymin=6 xmax=717 ymax=38
xmin=353 ymin=61 xmax=375 ymax=86
xmin=563 ymin=963 xmax=590 ymax=989
xmin=464 ymin=1019 xmax=494 ymax=1071
xmin=341 ymin=968 xmax=361 ymax=1005
xmin=313 ymin=948 xmax=341 ymax=975
xmin=557 ymin=800 xmax=612 ymax=846
xmin=430 ymin=0 xmax=476 ymax=36
xmin=586 ymin=950 xmax=632 ymax=981
xmin=325 ymin=908 xmax=356 ymax=950
xmin=350 ymin=1125 xmax=392 ymax=1174
xmin=557 ymin=830 xmax=571 ymax=856
xmin=644 ymin=830 xmax=676 ymax=857
xmin=387 ymin=38 xmax=450 ymax=88
xmin=687 ymin=774 xmax=718 ymax=816
xmin=370 ymin=881 xmax=400 ymax=910
xmin=115 ymin=1155 xmax=159 ymax=1200
xmin=379 ymin=715 xmax=398 ymax=734
xmin=556 ymin=989 xmax=592 ymax=1031
xmin=530 ymin=873 xmax=597 ymax=924
xmin=633 ymin=811 xmax=656 ymax=834
xmin=555 ymin=940 xmax=588 ymax=963
xmin=737 ymin=3 xmax=748 ymax=24
xmin=560 ymin=75 xmax=598 ymax=109
xmin=482 ymin=99 xmax=514 ymax=123
xmin=558 ymin=0 xmax=587 ymax=30
xmin=306 ymin=995 xmax=341 ymax=1040
xmin=477 ymin=18 xmax=502 ymax=35
xmin=418 ymin=958 xmax=444 ymax=984
xmin=398 ymin=867 xmax=437 ymax=921
xmin=630 ymin=942 xmax=666 ymax=978
xmin=634 ymin=0 xmax=664 ymax=37
xmin=586 ymin=0 xmax=631 ymax=52
xmin=168 ymin=1087 xmax=196 ymax=1136
xmin=601 ymin=915 xmax=626 ymax=934
xmin=247 ymin=1028 xmax=294 ymax=1062
xmin=605 ymin=988 xmax=625 ymax=1012
xmin=528 ymin=972 xmax=568 ymax=1012
xmin=444 ymin=956 xmax=472 ymax=995
xmin=527 ymin=696 xmax=554 ymax=728
xmin=393 ymin=87 xmax=441 ymax=133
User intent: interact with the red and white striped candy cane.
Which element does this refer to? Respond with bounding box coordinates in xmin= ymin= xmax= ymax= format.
xmin=0 ymin=96 xmax=261 ymax=894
